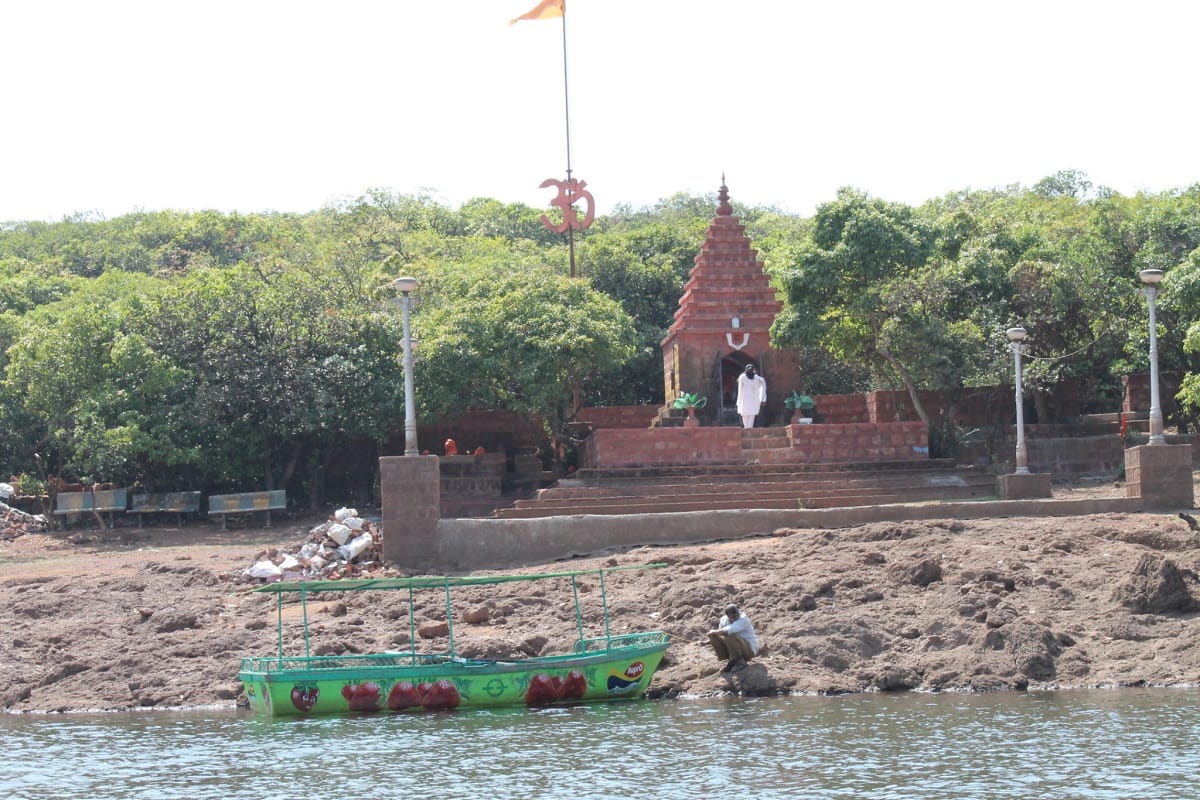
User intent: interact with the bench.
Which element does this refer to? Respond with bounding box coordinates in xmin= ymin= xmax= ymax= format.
xmin=207 ymin=490 xmax=286 ymax=529
xmin=128 ymin=491 xmax=202 ymax=528
xmin=52 ymin=489 xmax=128 ymax=529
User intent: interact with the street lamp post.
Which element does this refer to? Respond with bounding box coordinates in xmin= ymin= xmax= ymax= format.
xmin=392 ymin=276 xmax=419 ymax=456
xmin=1139 ymin=269 xmax=1165 ymax=446
xmin=1006 ymin=326 xmax=1030 ymax=474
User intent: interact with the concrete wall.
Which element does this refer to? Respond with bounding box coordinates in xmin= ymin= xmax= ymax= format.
xmin=434 ymin=497 xmax=1145 ymax=571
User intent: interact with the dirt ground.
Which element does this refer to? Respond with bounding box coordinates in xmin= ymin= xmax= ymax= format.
xmin=3 ymin=476 xmax=1200 ymax=713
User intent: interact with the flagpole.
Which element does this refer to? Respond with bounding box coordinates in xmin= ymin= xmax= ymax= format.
xmin=559 ymin=10 xmax=576 ymax=278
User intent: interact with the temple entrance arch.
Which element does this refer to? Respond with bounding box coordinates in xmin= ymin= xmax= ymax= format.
xmin=719 ymin=352 xmax=760 ymax=426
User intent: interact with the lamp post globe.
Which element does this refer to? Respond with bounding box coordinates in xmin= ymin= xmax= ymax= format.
xmin=1139 ymin=269 xmax=1165 ymax=445
xmin=1006 ymin=327 xmax=1029 ymax=474
xmin=392 ymin=276 xmax=419 ymax=456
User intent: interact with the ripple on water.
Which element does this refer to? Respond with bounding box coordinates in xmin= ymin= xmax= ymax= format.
xmin=1 ymin=689 xmax=1198 ymax=799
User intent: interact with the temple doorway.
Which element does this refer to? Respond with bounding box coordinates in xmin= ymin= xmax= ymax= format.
xmin=719 ymin=352 xmax=760 ymax=426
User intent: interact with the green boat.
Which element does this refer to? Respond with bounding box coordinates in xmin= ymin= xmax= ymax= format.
xmin=238 ymin=564 xmax=669 ymax=716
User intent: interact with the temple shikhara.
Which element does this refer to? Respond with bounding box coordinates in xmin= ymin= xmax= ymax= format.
xmin=660 ymin=181 xmax=800 ymax=426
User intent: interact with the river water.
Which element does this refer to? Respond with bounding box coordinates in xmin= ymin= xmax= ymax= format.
xmin=2 ymin=689 xmax=1197 ymax=799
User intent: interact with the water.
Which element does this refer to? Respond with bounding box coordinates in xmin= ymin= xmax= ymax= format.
xmin=2 ymin=690 xmax=1198 ymax=799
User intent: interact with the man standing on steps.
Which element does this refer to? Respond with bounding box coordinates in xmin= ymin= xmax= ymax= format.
xmin=708 ymin=604 xmax=758 ymax=673
xmin=736 ymin=364 xmax=767 ymax=428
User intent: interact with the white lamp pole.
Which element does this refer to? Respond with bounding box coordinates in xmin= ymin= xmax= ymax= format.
xmin=392 ymin=276 xmax=420 ymax=456
xmin=1139 ymin=269 xmax=1165 ymax=446
xmin=1006 ymin=326 xmax=1029 ymax=474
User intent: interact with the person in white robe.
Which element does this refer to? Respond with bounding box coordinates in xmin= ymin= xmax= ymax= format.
xmin=736 ymin=365 xmax=767 ymax=428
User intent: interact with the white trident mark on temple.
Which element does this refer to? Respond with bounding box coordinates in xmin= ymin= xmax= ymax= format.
xmin=726 ymin=332 xmax=750 ymax=350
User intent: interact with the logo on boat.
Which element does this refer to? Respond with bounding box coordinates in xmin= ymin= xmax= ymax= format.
xmin=606 ymin=674 xmax=639 ymax=694
xmin=606 ymin=662 xmax=647 ymax=695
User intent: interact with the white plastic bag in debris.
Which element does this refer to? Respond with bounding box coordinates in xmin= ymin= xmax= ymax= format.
xmin=334 ymin=507 xmax=359 ymax=522
xmin=0 ymin=483 xmax=12 ymax=499
xmin=327 ymin=523 xmax=352 ymax=545
xmin=247 ymin=560 xmax=283 ymax=580
xmin=337 ymin=532 xmax=374 ymax=561
xmin=344 ymin=516 xmax=364 ymax=531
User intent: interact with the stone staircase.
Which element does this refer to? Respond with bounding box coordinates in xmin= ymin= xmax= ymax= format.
xmin=491 ymin=429 xmax=998 ymax=519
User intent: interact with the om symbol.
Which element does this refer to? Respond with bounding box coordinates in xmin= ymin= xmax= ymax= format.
xmin=539 ymin=176 xmax=595 ymax=233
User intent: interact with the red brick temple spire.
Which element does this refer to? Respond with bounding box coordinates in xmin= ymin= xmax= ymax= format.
xmin=660 ymin=180 xmax=799 ymax=424
xmin=716 ymin=176 xmax=733 ymax=216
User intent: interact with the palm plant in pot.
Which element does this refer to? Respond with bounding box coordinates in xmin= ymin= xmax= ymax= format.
xmin=671 ymin=392 xmax=707 ymax=427
xmin=784 ymin=390 xmax=817 ymax=424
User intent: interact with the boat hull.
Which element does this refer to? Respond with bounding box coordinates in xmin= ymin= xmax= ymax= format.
xmin=239 ymin=639 xmax=668 ymax=717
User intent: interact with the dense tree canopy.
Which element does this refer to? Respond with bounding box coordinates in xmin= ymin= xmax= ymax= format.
xmin=1 ymin=174 xmax=1198 ymax=501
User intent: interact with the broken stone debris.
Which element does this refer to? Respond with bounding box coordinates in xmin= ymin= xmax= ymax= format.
xmin=239 ymin=507 xmax=382 ymax=583
xmin=0 ymin=499 xmax=48 ymax=541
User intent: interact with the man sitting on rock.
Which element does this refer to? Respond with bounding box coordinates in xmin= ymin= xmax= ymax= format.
xmin=708 ymin=604 xmax=758 ymax=673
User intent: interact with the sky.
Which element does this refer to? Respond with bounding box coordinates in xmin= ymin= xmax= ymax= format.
xmin=4 ymin=0 xmax=1200 ymax=223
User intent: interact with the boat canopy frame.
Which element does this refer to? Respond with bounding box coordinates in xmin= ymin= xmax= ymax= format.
xmin=254 ymin=564 xmax=667 ymax=663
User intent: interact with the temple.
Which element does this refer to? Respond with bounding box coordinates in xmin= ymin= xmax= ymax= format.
xmin=659 ymin=181 xmax=801 ymax=425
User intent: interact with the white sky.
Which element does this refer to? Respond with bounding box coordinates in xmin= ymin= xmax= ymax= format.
xmin=4 ymin=0 xmax=1200 ymax=222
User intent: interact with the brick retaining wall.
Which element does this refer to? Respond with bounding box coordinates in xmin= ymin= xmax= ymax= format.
xmin=579 ymin=421 xmax=929 ymax=468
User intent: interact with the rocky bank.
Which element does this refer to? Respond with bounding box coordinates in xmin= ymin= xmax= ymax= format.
xmin=3 ymin=492 xmax=1200 ymax=713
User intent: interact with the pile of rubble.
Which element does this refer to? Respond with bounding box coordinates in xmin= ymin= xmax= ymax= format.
xmin=0 ymin=481 xmax=47 ymax=540
xmin=238 ymin=507 xmax=383 ymax=583
xmin=0 ymin=501 xmax=48 ymax=541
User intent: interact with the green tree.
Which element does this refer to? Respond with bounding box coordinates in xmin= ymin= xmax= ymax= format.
xmin=142 ymin=260 xmax=404 ymax=498
xmin=4 ymin=272 xmax=173 ymax=483
xmin=415 ymin=267 xmax=637 ymax=448
xmin=773 ymin=188 xmax=939 ymax=422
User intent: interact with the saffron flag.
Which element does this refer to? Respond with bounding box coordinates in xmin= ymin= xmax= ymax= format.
xmin=509 ymin=0 xmax=564 ymax=25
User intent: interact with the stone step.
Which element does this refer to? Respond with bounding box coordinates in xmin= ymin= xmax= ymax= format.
xmin=569 ymin=458 xmax=961 ymax=483
xmin=499 ymin=471 xmax=998 ymax=518
xmin=536 ymin=471 xmax=995 ymax=500
xmin=494 ymin=458 xmax=998 ymax=519
xmin=514 ymin=482 xmax=994 ymax=510
xmin=739 ymin=429 xmax=791 ymax=445
xmin=492 ymin=484 xmax=995 ymax=519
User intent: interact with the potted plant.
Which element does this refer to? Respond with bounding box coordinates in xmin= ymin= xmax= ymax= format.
xmin=784 ymin=390 xmax=817 ymax=424
xmin=671 ymin=392 xmax=707 ymax=427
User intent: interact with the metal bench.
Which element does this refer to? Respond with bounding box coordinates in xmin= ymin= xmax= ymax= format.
xmin=207 ymin=490 xmax=286 ymax=529
xmin=128 ymin=491 xmax=202 ymax=528
xmin=52 ymin=489 xmax=128 ymax=529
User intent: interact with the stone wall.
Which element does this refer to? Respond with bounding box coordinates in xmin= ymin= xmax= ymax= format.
xmin=1123 ymin=371 xmax=1185 ymax=416
xmin=786 ymin=421 xmax=929 ymax=462
xmin=578 ymin=421 xmax=929 ymax=468
xmin=575 ymin=406 xmax=660 ymax=429
xmin=580 ymin=427 xmax=744 ymax=467
xmin=811 ymin=393 xmax=869 ymax=424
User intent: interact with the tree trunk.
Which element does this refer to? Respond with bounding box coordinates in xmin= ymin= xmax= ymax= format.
xmin=876 ymin=344 xmax=931 ymax=426
xmin=263 ymin=450 xmax=274 ymax=491
xmin=1033 ymin=391 xmax=1048 ymax=425
xmin=279 ymin=440 xmax=304 ymax=493
xmin=307 ymin=446 xmax=323 ymax=511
